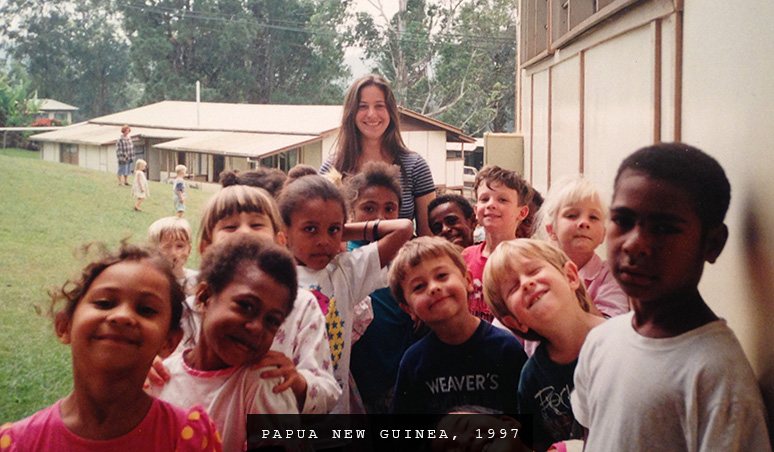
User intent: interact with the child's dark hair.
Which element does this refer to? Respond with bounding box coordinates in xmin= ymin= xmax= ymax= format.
xmin=50 ymin=241 xmax=185 ymax=333
xmin=474 ymin=165 xmax=533 ymax=206
xmin=286 ymin=164 xmax=319 ymax=182
xmin=427 ymin=194 xmax=475 ymax=220
xmin=220 ymin=168 xmax=287 ymax=198
xmin=615 ymin=142 xmax=731 ymax=229
xmin=278 ymin=174 xmax=347 ymax=226
xmin=199 ymin=235 xmax=298 ymax=314
xmin=342 ymin=161 xmax=402 ymax=213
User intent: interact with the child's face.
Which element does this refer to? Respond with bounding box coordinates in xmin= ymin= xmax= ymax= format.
xmin=58 ymin=261 xmax=176 ymax=374
xmin=285 ymin=198 xmax=344 ymax=270
xmin=159 ymin=235 xmax=192 ymax=272
xmin=197 ymin=264 xmax=289 ymax=370
xmin=352 ymin=185 xmax=399 ymax=222
xmin=607 ymin=169 xmax=711 ymax=302
xmin=429 ymin=202 xmax=476 ymax=248
xmin=475 ymin=182 xmax=529 ymax=237
xmin=548 ymin=197 xmax=605 ymax=264
xmin=401 ymin=255 xmax=473 ymax=325
xmin=497 ymin=253 xmax=580 ymax=334
xmin=209 ymin=212 xmax=278 ymax=251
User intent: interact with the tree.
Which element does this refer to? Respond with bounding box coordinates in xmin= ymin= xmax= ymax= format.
xmin=0 ymin=0 xmax=134 ymax=120
xmin=0 ymin=67 xmax=40 ymax=127
xmin=354 ymin=0 xmax=517 ymax=134
xmin=119 ymin=0 xmax=351 ymax=105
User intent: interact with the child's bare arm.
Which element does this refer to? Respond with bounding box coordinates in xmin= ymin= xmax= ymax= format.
xmin=342 ymin=219 xmax=414 ymax=266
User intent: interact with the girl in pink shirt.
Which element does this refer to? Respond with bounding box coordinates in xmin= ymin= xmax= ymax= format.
xmin=0 ymin=243 xmax=220 ymax=452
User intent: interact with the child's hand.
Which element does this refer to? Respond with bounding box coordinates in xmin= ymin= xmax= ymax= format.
xmin=143 ymin=356 xmax=171 ymax=389
xmin=256 ymin=351 xmax=308 ymax=409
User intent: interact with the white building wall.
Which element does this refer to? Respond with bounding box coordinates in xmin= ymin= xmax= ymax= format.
xmin=402 ymin=130 xmax=447 ymax=188
xmin=519 ymin=0 xmax=774 ymax=417
xmin=41 ymin=142 xmax=58 ymax=162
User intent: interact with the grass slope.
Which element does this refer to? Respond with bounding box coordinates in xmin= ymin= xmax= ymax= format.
xmin=0 ymin=148 xmax=210 ymax=421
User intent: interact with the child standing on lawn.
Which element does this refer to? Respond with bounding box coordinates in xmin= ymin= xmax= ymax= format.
xmin=173 ymin=164 xmax=187 ymax=218
xmin=389 ymin=237 xmax=527 ymax=414
xmin=132 ymin=159 xmax=149 ymax=212
xmin=278 ymin=174 xmax=414 ymax=413
xmin=483 ymin=239 xmax=604 ymax=451
xmin=0 ymin=243 xmax=221 ymax=451
xmin=463 ymin=165 xmax=533 ymax=322
xmin=535 ymin=177 xmax=628 ymax=317
xmin=571 ymin=143 xmax=771 ymax=451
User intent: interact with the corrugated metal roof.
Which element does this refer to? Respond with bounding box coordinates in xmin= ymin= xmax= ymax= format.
xmin=154 ymin=132 xmax=321 ymax=158
xmin=38 ymin=99 xmax=79 ymax=111
xmin=91 ymin=101 xmax=342 ymax=136
xmin=30 ymin=123 xmax=205 ymax=145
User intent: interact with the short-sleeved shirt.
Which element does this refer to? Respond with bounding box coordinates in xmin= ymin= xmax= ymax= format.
xmin=0 ymin=399 xmax=221 ymax=452
xmin=571 ymin=313 xmax=771 ymax=451
xmin=391 ymin=320 xmax=527 ymax=414
xmin=319 ymin=151 xmax=436 ymax=221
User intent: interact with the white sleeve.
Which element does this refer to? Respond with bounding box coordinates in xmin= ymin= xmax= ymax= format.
xmin=335 ymin=242 xmax=384 ymax=303
xmin=283 ymin=289 xmax=342 ymax=414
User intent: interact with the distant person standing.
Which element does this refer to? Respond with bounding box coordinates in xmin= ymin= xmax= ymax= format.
xmin=132 ymin=159 xmax=149 ymax=212
xmin=173 ymin=164 xmax=187 ymax=218
xmin=116 ymin=125 xmax=134 ymax=186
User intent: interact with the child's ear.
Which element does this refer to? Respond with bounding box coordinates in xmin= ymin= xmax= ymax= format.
xmin=198 ymin=240 xmax=209 ymax=256
xmin=195 ymin=282 xmax=213 ymax=311
xmin=501 ymin=314 xmax=530 ymax=334
xmin=160 ymin=329 xmax=184 ymax=357
xmin=398 ymin=301 xmax=415 ymax=317
xmin=704 ymin=223 xmax=729 ymax=264
xmin=55 ymin=311 xmax=72 ymax=345
xmin=465 ymin=269 xmax=474 ymax=294
xmin=274 ymin=231 xmax=287 ymax=247
xmin=563 ymin=261 xmax=581 ymax=291
xmin=517 ymin=204 xmax=529 ymax=222
xmin=546 ymin=224 xmax=556 ymax=241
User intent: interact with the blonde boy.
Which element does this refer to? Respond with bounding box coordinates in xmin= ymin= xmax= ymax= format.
xmin=388 ymin=237 xmax=527 ymax=414
xmin=484 ymin=239 xmax=604 ymax=451
xmin=148 ymin=216 xmax=197 ymax=295
xmin=173 ymin=164 xmax=187 ymax=218
xmin=463 ymin=165 xmax=533 ymax=322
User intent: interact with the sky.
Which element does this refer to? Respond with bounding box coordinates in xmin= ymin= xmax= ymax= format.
xmin=346 ymin=0 xmax=401 ymax=81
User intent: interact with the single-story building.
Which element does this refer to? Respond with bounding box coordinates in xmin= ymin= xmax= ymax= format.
xmin=33 ymin=99 xmax=79 ymax=124
xmin=30 ymin=100 xmax=474 ymax=190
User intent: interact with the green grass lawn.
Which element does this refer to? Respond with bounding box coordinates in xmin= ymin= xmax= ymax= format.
xmin=0 ymin=148 xmax=212 ymax=422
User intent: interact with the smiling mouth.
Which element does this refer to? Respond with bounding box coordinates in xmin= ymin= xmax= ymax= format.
xmin=617 ymin=268 xmax=654 ymax=285
xmin=526 ymin=289 xmax=547 ymax=308
xmin=93 ymin=334 xmax=140 ymax=346
xmin=228 ymin=335 xmax=257 ymax=353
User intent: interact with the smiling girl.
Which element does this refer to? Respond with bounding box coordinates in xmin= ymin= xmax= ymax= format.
xmin=0 ymin=243 xmax=220 ymax=451
xmin=278 ymin=174 xmax=413 ymax=413
xmin=150 ymin=235 xmax=299 ymax=452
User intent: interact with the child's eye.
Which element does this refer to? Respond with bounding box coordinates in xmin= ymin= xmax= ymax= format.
xmin=264 ymin=315 xmax=284 ymax=330
xmin=137 ymin=305 xmax=159 ymax=317
xmin=430 ymin=223 xmax=443 ymax=235
xmin=437 ymin=272 xmax=449 ymax=280
xmin=223 ymin=225 xmax=238 ymax=231
xmin=236 ymin=300 xmax=255 ymax=314
xmin=303 ymin=225 xmax=318 ymax=234
xmin=652 ymin=223 xmax=682 ymax=235
xmin=411 ymin=283 xmax=426 ymax=293
xmin=610 ymin=214 xmax=634 ymax=230
xmin=385 ymin=206 xmax=396 ymax=213
xmin=363 ymin=206 xmax=374 ymax=213
xmin=328 ymin=226 xmax=341 ymax=235
xmin=251 ymin=223 xmax=265 ymax=229
xmin=92 ymin=299 xmax=114 ymax=309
